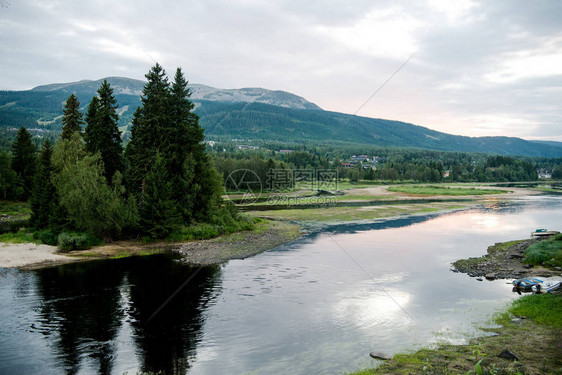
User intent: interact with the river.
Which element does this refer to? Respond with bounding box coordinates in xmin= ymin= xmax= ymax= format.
xmin=1 ymin=194 xmax=561 ymax=374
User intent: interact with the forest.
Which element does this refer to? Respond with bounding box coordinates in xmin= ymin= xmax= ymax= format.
xmin=0 ymin=64 xmax=252 ymax=248
xmin=2 ymin=65 xmax=562 ymax=250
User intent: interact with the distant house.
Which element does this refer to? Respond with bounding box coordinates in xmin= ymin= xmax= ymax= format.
xmin=350 ymin=155 xmax=370 ymax=163
xmin=537 ymin=169 xmax=552 ymax=179
xmin=279 ymin=149 xmax=293 ymax=154
xmin=341 ymin=163 xmax=353 ymax=168
xmin=443 ymin=170 xmax=450 ymax=178
xmin=237 ymin=145 xmax=260 ymax=150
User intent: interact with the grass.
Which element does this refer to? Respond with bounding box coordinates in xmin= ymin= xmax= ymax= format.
xmin=388 ymin=185 xmax=508 ymax=196
xmin=250 ymin=202 xmax=466 ymax=222
xmin=488 ymin=240 xmax=528 ymax=254
xmin=524 ymin=233 xmax=562 ymax=267
xmin=507 ymin=294 xmax=562 ymax=328
xmin=0 ymin=200 xmax=31 ymax=216
xmin=164 ymin=214 xmax=257 ymax=242
xmin=0 ymin=228 xmax=35 ymax=243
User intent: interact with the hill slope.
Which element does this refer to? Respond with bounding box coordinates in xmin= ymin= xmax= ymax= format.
xmin=1 ymin=77 xmax=561 ymax=157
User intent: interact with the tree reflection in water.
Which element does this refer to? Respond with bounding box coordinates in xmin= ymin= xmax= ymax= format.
xmin=33 ymin=254 xmax=221 ymax=375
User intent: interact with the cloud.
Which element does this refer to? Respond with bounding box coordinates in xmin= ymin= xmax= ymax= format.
xmin=1 ymin=0 xmax=561 ymax=141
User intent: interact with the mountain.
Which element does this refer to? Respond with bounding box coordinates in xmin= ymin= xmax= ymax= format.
xmin=1 ymin=77 xmax=562 ymax=158
xmin=195 ymin=101 xmax=562 ymax=157
xmin=31 ymin=77 xmax=321 ymax=110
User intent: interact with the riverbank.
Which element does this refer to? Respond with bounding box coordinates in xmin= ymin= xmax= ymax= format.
xmin=0 ymin=220 xmax=302 ymax=269
xmin=349 ymin=293 xmax=562 ymax=375
xmin=245 ymin=184 xmax=530 ymax=224
xmin=0 ymin=184 xmax=541 ymax=270
xmin=452 ymin=239 xmax=562 ymax=280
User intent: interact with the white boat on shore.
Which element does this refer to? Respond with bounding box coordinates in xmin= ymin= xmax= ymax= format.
xmin=531 ymin=229 xmax=559 ymax=237
xmin=532 ymin=280 xmax=561 ymax=294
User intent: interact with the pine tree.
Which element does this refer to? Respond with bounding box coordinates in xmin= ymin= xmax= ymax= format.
xmin=168 ymin=68 xmax=199 ymax=220
xmin=10 ymin=126 xmax=36 ymax=200
xmin=61 ymin=94 xmax=84 ymax=140
xmin=29 ymin=139 xmax=57 ymax=229
xmin=139 ymin=153 xmax=181 ymax=238
xmin=125 ymin=63 xmax=171 ymax=195
xmin=0 ymin=152 xmax=19 ymax=200
xmin=84 ymin=96 xmax=99 ymax=138
xmin=85 ymin=81 xmax=123 ymax=182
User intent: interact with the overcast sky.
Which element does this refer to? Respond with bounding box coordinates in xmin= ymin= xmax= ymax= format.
xmin=1 ymin=0 xmax=561 ymax=141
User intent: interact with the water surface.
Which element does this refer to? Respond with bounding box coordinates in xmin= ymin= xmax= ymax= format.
xmin=1 ymin=195 xmax=561 ymax=374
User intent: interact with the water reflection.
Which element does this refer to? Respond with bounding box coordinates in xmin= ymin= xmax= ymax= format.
xmin=34 ymin=260 xmax=125 ymax=374
xmin=127 ymin=258 xmax=221 ymax=374
xmin=30 ymin=255 xmax=222 ymax=374
xmin=1 ymin=195 xmax=561 ymax=375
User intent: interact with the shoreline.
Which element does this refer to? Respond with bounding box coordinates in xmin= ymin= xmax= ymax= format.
xmin=0 ymin=220 xmax=302 ymax=270
xmin=452 ymin=239 xmax=562 ymax=280
xmin=0 ymin=186 xmax=546 ymax=270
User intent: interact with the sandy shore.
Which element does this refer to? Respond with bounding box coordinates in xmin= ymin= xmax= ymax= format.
xmin=0 ymin=221 xmax=302 ymax=270
xmin=0 ymin=242 xmax=79 ymax=269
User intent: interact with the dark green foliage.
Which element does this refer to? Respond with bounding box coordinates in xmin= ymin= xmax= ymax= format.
xmin=553 ymin=165 xmax=562 ymax=179
xmin=29 ymin=139 xmax=57 ymax=229
xmin=33 ymin=229 xmax=59 ymax=246
xmin=84 ymin=81 xmax=124 ymax=182
xmin=10 ymin=126 xmax=36 ymax=200
xmin=524 ymin=233 xmax=562 ymax=267
xmin=139 ymin=153 xmax=181 ymax=238
xmin=52 ymin=133 xmax=139 ymax=238
xmin=125 ymin=63 xmax=171 ymax=194
xmin=61 ymin=94 xmax=84 ymax=140
xmin=0 ymin=151 xmax=20 ymax=199
xmin=126 ymin=64 xmax=227 ymax=228
xmin=57 ymin=232 xmax=102 ymax=252
xmin=169 ymin=68 xmax=211 ymax=221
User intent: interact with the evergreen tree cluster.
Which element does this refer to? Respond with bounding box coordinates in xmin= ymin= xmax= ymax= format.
xmin=3 ymin=64 xmax=236 ymax=242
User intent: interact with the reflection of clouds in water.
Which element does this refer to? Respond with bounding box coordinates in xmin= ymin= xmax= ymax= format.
xmin=468 ymin=213 xmax=521 ymax=232
xmin=333 ymin=285 xmax=412 ymax=330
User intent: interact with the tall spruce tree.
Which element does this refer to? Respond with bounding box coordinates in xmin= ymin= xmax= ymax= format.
xmin=126 ymin=63 xmax=231 ymax=232
xmin=168 ymin=68 xmax=199 ymax=219
xmin=139 ymin=153 xmax=181 ymax=238
xmin=170 ymin=69 xmax=218 ymax=220
xmin=10 ymin=126 xmax=36 ymax=200
xmin=85 ymin=81 xmax=123 ymax=182
xmin=125 ymin=63 xmax=171 ymax=195
xmin=61 ymin=94 xmax=84 ymax=140
xmin=29 ymin=139 xmax=57 ymax=229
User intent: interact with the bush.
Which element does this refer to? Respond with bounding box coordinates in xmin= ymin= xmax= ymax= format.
xmin=57 ymin=232 xmax=101 ymax=252
xmin=33 ymin=229 xmax=58 ymax=246
xmin=524 ymin=233 xmax=562 ymax=267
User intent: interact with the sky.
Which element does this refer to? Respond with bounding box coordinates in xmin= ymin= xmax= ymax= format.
xmin=1 ymin=0 xmax=562 ymax=141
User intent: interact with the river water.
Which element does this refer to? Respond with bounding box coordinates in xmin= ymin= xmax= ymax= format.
xmin=1 ymin=195 xmax=561 ymax=375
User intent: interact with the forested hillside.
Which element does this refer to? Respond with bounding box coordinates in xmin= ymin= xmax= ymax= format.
xmin=1 ymin=77 xmax=561 ymax=157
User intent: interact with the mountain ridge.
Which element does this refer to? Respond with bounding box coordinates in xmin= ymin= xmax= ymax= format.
xmin=1 ymin=77 xmax=561 ymax=158
xmin=30 ymin=77 xmax=321 ymax=110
